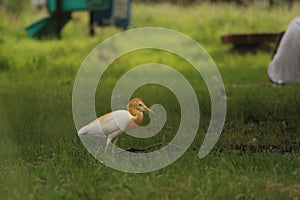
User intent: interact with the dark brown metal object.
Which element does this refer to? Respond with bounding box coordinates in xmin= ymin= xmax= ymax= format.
xmin=221 ymin=32 xmax=283 ymax=47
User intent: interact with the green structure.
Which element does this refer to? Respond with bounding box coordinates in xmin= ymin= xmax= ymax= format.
xmin=26 ymin=0 xmax=131 ymax=38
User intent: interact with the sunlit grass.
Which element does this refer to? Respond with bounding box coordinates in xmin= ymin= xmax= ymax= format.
xmin=0 ymin=2 xmax=300 ymax=199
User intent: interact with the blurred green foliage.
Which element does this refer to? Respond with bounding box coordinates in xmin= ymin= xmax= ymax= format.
xmin=1 ymin=0 xmax=295 ymax=12
xmin=132 ymin=0 xmax=295 ymax=7
xmin=3 ymin=0 xmax=28 ymax=13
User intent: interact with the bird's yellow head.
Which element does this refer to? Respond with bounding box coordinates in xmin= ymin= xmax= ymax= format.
xmin=128 ymin=98 xmax=154 ymax=114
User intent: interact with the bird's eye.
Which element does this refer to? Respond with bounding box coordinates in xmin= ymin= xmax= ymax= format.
xmin=138 ymin=103 xmax=143 ymax=106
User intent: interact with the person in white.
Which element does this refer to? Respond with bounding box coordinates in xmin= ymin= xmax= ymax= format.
xmin=268 ymin=17 xmax=300 ymax=84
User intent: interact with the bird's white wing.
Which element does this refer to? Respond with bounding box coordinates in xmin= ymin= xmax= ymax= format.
xmin=100 ymin=110 xmax=132 ymax=133
xmin=78 ymin=110 xmax=132 ymax=137
xmin=78 ymin=118 xmax=106 ymax=137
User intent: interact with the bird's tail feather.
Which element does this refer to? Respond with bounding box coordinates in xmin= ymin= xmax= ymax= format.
xmin=77 ymin=122 xmax=106 ymax=138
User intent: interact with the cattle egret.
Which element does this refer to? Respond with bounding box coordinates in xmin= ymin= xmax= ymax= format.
xmin=78 ymin=98 xmax=154 ymax=152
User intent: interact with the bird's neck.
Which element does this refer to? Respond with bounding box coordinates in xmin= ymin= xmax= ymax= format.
xmin=129 ymin=109 xmax=143 ymax=125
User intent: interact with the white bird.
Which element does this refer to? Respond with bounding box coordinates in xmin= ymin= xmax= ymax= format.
xmin=78 ymin=98 xmax=154 ymax=152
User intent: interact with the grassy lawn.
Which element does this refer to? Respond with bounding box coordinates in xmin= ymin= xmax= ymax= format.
xmin=1 ymin=2 xmax=300 ymax=199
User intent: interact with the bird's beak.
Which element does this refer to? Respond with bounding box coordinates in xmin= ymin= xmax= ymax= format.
xmin=143 ymin=105 xmax=156 ymax=115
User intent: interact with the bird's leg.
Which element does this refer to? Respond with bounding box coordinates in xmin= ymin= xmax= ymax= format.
xmin=112 ymin=137 xmax=118 ymax=155
xmin=105 ymin=137 xmax=112 ymax=152
xmin=106 ymin=130 xmax=123 ymax=154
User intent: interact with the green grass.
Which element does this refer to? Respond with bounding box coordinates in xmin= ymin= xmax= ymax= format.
xmin=1 ymin=2 xmax=300 ymax=199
